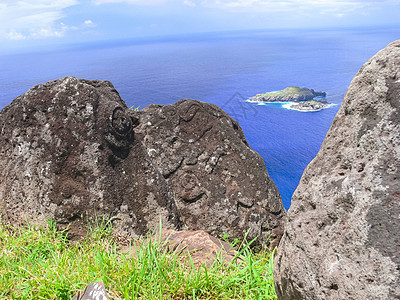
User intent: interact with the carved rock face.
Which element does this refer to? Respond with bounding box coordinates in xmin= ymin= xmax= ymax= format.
xmin=274 ymin=40 xmax=400 ymax=299
xmin=0 ymin=77 xmax=285 ymax=249
xmin=0 ymin=77 xmax=180 ymax=238
xmin=134 ymin=99 xmax=286 ymax=249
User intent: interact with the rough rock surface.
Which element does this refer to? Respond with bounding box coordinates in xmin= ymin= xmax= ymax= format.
xmin=0 ymin=77 xmax=285 ymax=248
xmin=133 ymin=99 xmax=285 ymax=248
xmin=274 ymin=41 xmax=400 ymax=299
xmin=0 ymin=77 xmax=180 ymax=239
xmin=160 ymin=229 xmax=237 ymax=267
xmin=120 ymin=229 xmax=237 ymax=268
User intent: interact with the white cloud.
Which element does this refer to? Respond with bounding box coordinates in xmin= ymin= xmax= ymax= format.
xmin=179 ymin=0 xmax=398 ymax=16
xmin=84 ymin=19 xmax=97 ymax=27
xmin=6 ymin=31 xmax=27 ymax=41
xmin=91 ymin=0 xmax=400 ymax=18
xmin=183 ymin=0 xmax=196 ymax=6
xmin=0 ymin=0 xmax=79 ymax=40
xmin=3 ymin=0 xmax=395 ymax=42
xmin=93 ymin=0 xmax=167 ymax=4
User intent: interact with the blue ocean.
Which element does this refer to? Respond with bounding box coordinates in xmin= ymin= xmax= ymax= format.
xmin=0 ymin=27 xmax=399 ymax=209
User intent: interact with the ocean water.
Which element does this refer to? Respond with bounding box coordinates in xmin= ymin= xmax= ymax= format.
xmin=1 ymin=27 xmax=399 ymax=209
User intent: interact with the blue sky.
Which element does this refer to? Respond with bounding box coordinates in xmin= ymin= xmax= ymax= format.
xmin=1 ymin=0 xmax=400 ymax=50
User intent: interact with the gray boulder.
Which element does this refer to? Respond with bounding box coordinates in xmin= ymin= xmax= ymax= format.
xmin=0 ymin=77 xmax=180 ymax=239
xmin=0 ymin=77 xmax=285 ymax=248
xmin=133 ymin=99 xmax=285 ymax=248
xmin=274 ymin=41 xmax=400 ymax=299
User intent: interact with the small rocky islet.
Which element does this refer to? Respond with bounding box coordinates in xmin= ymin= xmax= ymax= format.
xmin=247 ymin=86 xmax=333 ymax=111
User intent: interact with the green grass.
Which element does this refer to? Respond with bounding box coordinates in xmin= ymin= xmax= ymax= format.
xmin=258 ymin=87 xmax=313 ymax=98
xmin=0 ymin=219 xmax=277 ymax=299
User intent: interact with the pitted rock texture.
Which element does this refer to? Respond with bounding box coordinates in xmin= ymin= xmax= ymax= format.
xmin=0 ymin=77 xmax=180 ymax=239
xmin=133 ymin=99 xmax=285 ymax=248
xmin=274 ymin=41 xmax=400 ymax=299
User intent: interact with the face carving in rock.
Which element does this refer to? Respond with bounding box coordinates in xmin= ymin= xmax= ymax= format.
xmin=113 ymin=107 xmax=134 ymax=136
xmin=105 ymin=106 xmax=138 ymax=156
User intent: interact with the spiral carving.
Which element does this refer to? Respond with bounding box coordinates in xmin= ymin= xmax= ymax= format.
xmin=178 ymin=172 xmax=204 ymax=203
xmin=180 ymin=173 xmax=198 ymax=190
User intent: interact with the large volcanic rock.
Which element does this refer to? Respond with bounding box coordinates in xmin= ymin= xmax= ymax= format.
xmin=0 ymin=77 xmax=180 ymax=238
xmin=0 ymin=77 xmax=285 ymax=248
xmin=274 ymin=41 xmax=400 ymax=298
xmin=133 ymin=99 xmax=285 ymax=248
